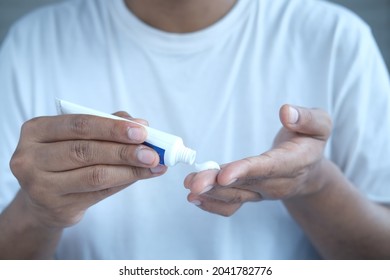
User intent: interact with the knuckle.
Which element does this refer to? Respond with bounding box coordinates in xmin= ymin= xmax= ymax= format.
xmin=129 ymin=166 xmax=147 ymax=179
xmin=69 ymin=115 xmax=92 ymax=137
xmin=108 ymin=121 xmax=124 ymax=140
xmin=305 ymin=108 xmax=333 ymax=139
xmin=20 ymin=117 xmax=40 ymax=135
xmin=20 ymin=121 xmax=31 ymax=136
xmin=298 ymin=109 xmax=314 ymax=127
xmin=70 ymin=141 xmax=95 ymax=164
xmin=241 ymin=157 xmax=262 ymax=177
xmin=87 ymin=166 xmax=109 ymax=188
xmin=117 ymin=145 xmax=132 ymax=162
xmin=19 ymin=117 xmax=47 ymax=141
xmin=9 ymin=148 xmax=35 ymax=184
xmin=306 ymin=110 xmax=314 ymax=124
xmin=9 ymin=149 xmax=25 ymax=177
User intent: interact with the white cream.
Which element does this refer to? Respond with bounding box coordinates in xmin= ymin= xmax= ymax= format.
xmin=194 ymin=161 xmax=220 ymax=172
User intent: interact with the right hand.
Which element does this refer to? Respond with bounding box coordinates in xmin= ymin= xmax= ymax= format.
xmin=10 ymin=113 xmax=167 ymax=229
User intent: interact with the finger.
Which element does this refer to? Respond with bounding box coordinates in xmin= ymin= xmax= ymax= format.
xmin=113 ymin=111 xmax=149 ymax=126
xmin=65 ymin=184 xmax=130 ymax=210
xmin=113 ymin=111 xmax=132 ymax=119
xmin=22 ymin=115 xmax=147 ymax=144
xmin=279 ymin=104 xmax=332 ymax=140
xmin=42 ymin=164 xmax=164 ymax=194
xmin=217 ymin=153 xmax=298 ymax=187
xmin=35 ymin=141 xmax=160 ymax=171
xmin=199 ymin=186 xmax=262 ymax=204
xmin=187 ymin=195 xmax=243 ymax=217
xmin=183 ymin=172 xmax=196 ymax=188
xmin=184 ymin=169 xmax=219 ymax=194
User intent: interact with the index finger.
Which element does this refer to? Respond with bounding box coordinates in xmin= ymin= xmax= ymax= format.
xmin=23 ymin=114 xmax=147 ymax=144
xmin=216 ymin=151 xmax=298 ymax=187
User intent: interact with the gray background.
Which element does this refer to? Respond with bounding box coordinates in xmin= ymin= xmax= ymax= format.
xmin=0 ymin=0 xmax=389 ymax=69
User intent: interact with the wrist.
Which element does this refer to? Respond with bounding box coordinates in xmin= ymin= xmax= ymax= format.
xmin=0 ymin=190 xmax=63 ymax=259
xmin=17 ymin=190 xmax=64 ymax=233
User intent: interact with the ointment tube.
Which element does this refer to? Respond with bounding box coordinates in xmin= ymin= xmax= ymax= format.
xmin=55 ymin=99 xmax=196 ymax=166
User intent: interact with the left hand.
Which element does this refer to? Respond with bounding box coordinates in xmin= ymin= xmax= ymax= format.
xmin=184 ymin=105 xmax=332 ymax=216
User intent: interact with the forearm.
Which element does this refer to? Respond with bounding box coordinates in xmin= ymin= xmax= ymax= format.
xmin=0 ymin=190 xmax=62 ymax=259
xmin=283 ymin=159 xmax=390 ymax=259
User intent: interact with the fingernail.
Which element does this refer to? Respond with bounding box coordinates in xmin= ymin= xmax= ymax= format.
xmin=190 ymin=200 xmax=202 ymax=206
xmin=150 ymin=164 xmax=166 ymax=174
xmin=127 ymin=127 xmax=145 ymax=142
xmin=200 ymin=185 xmax=213 ymax=194
xmin=225 ymin=178 xmax=238 ymax=186
xmin=288 ymin=106 xmax=299 ymax=124
xmin=137 ymin=148 xmax=156 ymax=165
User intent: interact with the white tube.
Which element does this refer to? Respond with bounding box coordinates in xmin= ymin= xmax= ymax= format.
xmin=55 ymin=99 xmax=196 ymax=166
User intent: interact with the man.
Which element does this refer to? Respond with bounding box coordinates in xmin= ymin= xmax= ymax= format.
xmin=1 ymin=0 xmax=390 ymax=259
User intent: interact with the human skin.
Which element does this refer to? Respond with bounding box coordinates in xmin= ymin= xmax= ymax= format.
xmin=125 ymin=0 xmax=237 ymax=33
xmin=0 ymin=113 xmax=167 ymax=259
xmin=1 ymin=0 xmax=390 ymax=259
xmin=185 ymin=105 xmax=390 ymax=259
xmin=0 ymin=0 xmax=238 ymax=260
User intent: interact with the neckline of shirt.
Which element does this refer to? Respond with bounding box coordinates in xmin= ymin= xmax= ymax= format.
xmin=110 ymin=0 xmax=252 ymax=54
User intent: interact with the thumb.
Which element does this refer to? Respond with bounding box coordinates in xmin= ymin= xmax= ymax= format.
xmin=113 ymin=111 xmax=149 ymax=126
xmin=279 ymin=104 xmax=332 ymax=141
xmin=113 ymin=111 xmax=132 ymax=119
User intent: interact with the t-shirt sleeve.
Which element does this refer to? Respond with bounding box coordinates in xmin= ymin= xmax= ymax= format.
xmin=328 ymin=18 xmax=390 ymax=204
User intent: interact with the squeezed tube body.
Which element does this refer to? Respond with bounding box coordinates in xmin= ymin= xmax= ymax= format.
xmin=55 ymin=99 xmax=196 ymax=166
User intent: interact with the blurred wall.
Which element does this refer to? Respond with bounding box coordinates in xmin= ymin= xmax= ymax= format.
xmin=328 ymin=0 xmax=390 ymax=70
xmin=0 ymin=0 xmax=389 ymax=69
xmin=0 ymin=0 xmax=59 ymax=40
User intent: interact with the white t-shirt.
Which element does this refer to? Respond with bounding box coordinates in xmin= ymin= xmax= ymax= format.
xmin=1 ymin=0 xmax=390 ymax=259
